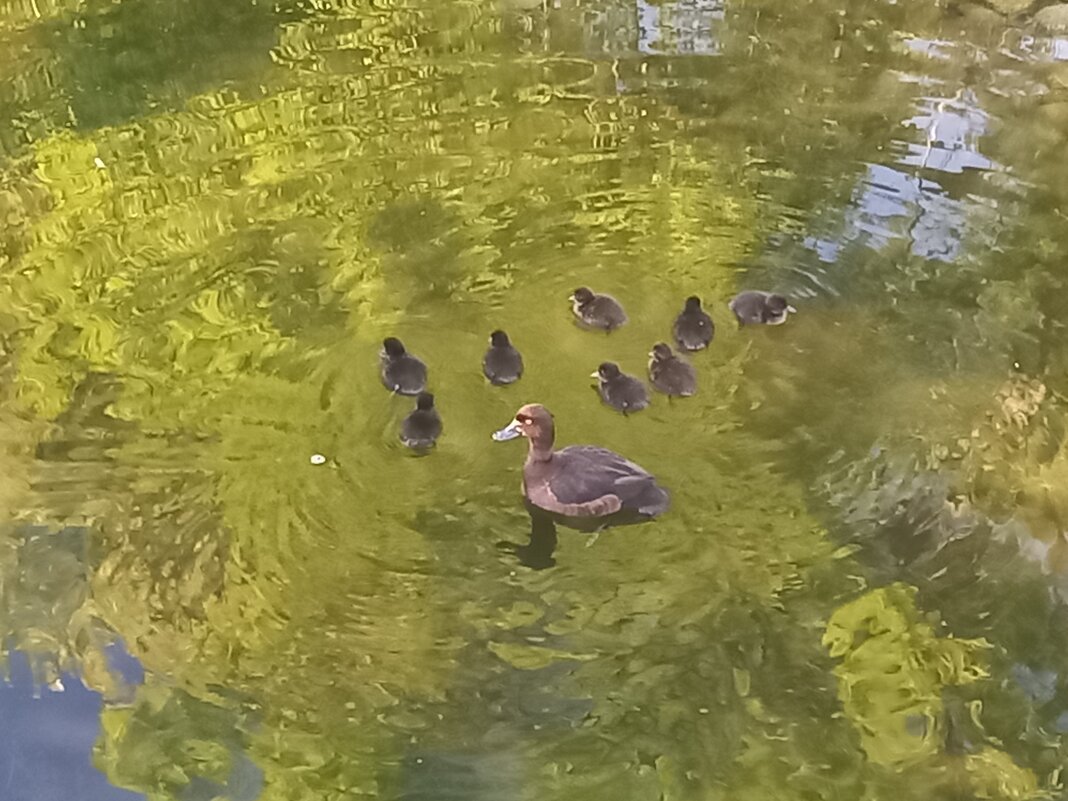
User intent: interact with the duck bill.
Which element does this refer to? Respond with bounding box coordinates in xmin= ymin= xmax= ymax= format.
xmin=787 ymin=305 xmax=797 ymax=313
xmin=492 ymin=420 xmax=522 ymax=441
xmin=589 ymin=370 xmax=600 ymax=379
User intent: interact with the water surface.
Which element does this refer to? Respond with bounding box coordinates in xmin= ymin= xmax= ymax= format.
xmin=3 ymin=0 xmax=1068 ymax=798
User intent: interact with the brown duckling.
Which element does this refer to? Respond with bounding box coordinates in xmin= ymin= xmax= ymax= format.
xmin=482 ymin=330 xmax=523 ymax=385
xmin=400 ymin=392 xmax=442 ymax=449
xmin=380 ymin=337 xmax=428 ymax=395
xmin=648 ymin=343 xmax=696 ymax=397
xmin=570 ymin=287 xmax=627 ymax=331
xmin=673 ymin=295 xmax=715 ymax=351
xmin=593 ymin=362 xmax=650 ymax=414
xmin=729 ymin=291 xmax=796 ymax=326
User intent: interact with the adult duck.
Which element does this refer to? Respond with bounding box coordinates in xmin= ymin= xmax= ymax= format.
xmin=492 ymin=404 xmax=669 ymax=519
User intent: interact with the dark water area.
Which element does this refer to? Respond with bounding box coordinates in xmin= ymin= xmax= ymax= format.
xmin=4 ymin=0 xmax=1068 ymax=798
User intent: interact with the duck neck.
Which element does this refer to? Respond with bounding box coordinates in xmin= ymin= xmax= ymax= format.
xmin=527 ymin=432 xmax=554 ymax=463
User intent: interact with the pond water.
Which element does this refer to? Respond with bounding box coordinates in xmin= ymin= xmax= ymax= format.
xmin=3 ymin=0 xmax=1068 ymax=798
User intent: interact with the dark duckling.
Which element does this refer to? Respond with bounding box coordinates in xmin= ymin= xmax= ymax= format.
xmin=570 ymin=287 xmax=627 ymax=331
xmin=648 ymin=343 xmax=696 ymax=397
xmin=482 ymin=330 xmax=523 ymax=385
xmin=673 ymin=295 xmax=715 ymax=351
xmin=729 ymin=291 xmax=796 ymax=326
xmin=380 ymin=337 xmax=428 ymax=395
xmin=492 ymin=403 xmax=669 ymax=519
xmin=400 ymin=392 xmax=441 ymax=449
xmin=593 ymin=362 xmax=650 ymax=414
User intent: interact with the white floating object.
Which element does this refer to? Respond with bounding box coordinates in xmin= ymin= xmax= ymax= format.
xmin=310 ymin=454 xmax=327 ymax=465
xmin=93 ymin=157 xmax=106 ymax=169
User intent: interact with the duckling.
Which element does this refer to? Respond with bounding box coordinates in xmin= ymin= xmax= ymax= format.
xmin=593 ymin=362 xmax=649 ymax=414
xmin=570 ymin=287 xmax=627 ymax=331
xmin=482 ymin=330 xmax=523 ymax=385
xmin=673 ymin=295 xmax=715 ymax=351
xmin=729 ymin=291 xmax=796 ymax=326
xmin=648 ymin=343 xmax=696 ymax=397
xmin=400 ymin=392 xmax=441 ymax=449
xmin=380 ymin=337 xmax=428 ymax=395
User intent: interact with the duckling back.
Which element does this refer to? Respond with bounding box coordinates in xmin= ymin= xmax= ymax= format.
xmin=401 ymin=392 xmax=441 ymax=449
xmin=483 ymin=330 xmax=524 ymax=385
xmin=673 ymin=296 xmax=714 ymax=351
xmin=649 ymin=346 xmax=696 ymax=397
xmin=571 ymin=288 xmax=628 ymax=331
xmin=380 ymin=338 xmax=428 ymax=395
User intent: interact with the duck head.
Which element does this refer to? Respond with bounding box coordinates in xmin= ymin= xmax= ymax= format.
xmin=570 ymin=287 xmax=594 ymax=306
xmin=493 ymin=404 xmax=555 ymax=450
xmin=490 ymin=330 xmax=511 ymax=347
xmin=684 ymin=295 xmax=703 ymax=312
xmin=382 ymin=337 xmax=406 ymax=357
xmin=767 ymin=294 xmax=797 ymax=315
xmin=416 ymin=392 xmax=435 ymax=411
xmin=649 ymin=342 xmax=674 ymax=362
xmin=592 ymin=362 xmax=622 ymax=382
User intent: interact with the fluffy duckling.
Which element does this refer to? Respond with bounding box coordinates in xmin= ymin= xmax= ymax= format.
xmin=570 ymin=287 xmax=628 ymax=331
xmin=380 ymin=337 xmax=428 ymax=395
xmin=593 ymin=362 xmax=649 ymax=414
xmin=482 ymin=330 xmax=523 ymax=385
xmin=648 ymin=343 xmax=696 ymax=397
xmin=673 ymin=295 xmax=715 ymax=351
xmin=729 ymin=291 xmax=796 ymax=326
xmin=400 ymin=392 xmax=441 ymax=449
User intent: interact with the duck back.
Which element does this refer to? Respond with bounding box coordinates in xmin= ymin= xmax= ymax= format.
xmin=525 ymin=446 xmax=669 ymax=518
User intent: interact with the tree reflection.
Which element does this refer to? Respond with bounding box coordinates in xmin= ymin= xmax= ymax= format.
xmin=1 ymin=0 xmax=1067 ymax=799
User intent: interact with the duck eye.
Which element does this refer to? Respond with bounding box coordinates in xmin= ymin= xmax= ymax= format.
xmin=516 ymin=414 xmax=530 ymax=424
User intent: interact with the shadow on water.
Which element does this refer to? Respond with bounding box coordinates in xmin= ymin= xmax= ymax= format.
xmin=396 ymin=751 xmax=522 ymax=801
xmin=496 ymin=499 xmax=665 ymax=570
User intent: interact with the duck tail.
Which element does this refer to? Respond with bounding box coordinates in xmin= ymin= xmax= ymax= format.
xmin=638 ymin=485 xmax=671 ymax=517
